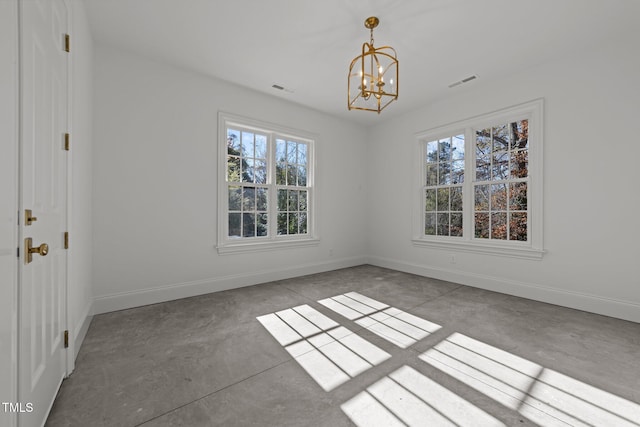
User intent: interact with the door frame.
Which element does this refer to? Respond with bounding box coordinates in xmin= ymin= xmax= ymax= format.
xmin=0 ymin=0 xmax=20 ymax=426
xmin=2 ymin=0 xmax=73 ymax=425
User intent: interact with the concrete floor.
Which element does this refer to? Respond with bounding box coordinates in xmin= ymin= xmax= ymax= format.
xmin=46 ymin=265 xmax=640 ymax=426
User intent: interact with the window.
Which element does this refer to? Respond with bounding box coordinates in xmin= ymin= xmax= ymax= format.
xmin=218 ymin=113 xmax=317 ymax=254
xmin=413 ymin=100 xmax=543 ymax=259
xmin=424 ymin=135 xmax=465 ymax=237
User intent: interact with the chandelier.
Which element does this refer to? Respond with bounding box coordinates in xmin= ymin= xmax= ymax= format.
xmin=348 ymin=16 xmax=398 ymax=114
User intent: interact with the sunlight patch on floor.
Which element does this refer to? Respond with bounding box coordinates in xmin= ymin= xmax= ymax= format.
xmin=342 ymin=365 xmax=506 ymax=427
xmin=257 ymin=304 xmax=391 ymax=391
xmin=420 ymin=332 xmax=640 ymax=426
xmin=318 ymin=292 xmax=441 ymax=348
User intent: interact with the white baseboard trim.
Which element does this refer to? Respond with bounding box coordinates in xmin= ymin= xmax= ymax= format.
xmin=93 ymin=256 xmax=367 ymax=314
xmin=73 ymin=301 xmax=93 ymax=360
xmin=366 ymin=255 xmax=640 ymax=324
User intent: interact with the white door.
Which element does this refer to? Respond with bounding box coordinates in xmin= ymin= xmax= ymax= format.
xmin=19 ymin=0 xmax=69 ymax=425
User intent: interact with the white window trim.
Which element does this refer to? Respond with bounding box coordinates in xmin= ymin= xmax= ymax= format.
xmin=412 ymin=99 xmax=545 ymax=260
xmin=217 ymin=112 xmax=319 ymax=254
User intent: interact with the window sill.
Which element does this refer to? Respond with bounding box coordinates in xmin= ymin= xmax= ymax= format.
xmin=412 ymin=238 xmax=545 ymax=260
xmin=217 ymin=237 xmax=320 ymax=255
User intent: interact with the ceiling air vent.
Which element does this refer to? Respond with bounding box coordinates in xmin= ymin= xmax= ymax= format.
xmin=272 ymin=83 xmax=295 ymax=93
xmin=448 ymin=75 xmax=477 ymax=88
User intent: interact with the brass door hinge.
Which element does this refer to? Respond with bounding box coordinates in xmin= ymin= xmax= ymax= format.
xmin=64 ymin=330 xmax=69 ymax=348
xmin=64 ymin=34 xmax=70 ymax=52
xmin=64 ymin=133 xmax=70 ymax=151
xmin=64 ymin=231 xmax=69 ymax=249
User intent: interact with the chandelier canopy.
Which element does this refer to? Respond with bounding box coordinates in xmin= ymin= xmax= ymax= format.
xmin=348 ymin=17 xmax=398 ymax=114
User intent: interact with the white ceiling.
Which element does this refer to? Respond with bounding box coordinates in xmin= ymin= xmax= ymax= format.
xmin=85 ymin=0 xmax=639 ymax=125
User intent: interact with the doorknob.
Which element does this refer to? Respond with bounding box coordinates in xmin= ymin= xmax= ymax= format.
xmin=24 ymin=237 xmax=49 ymax=265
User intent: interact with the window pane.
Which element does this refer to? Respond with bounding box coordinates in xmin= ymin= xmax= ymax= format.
xmin=492 ymin=124 xmax=509 ymax=152
xmin=476 ymin=129 xmax=491 ymax=157
xmin=491 ymin=212 xmax=507 ymax=240
xmin=426 ymin=164 xmax=438 ymax=186
xmin=476 ymin=156 xmax=490 ymax=181
xmin=228 ymin=186 xmax=241 ymax=211
xmin=298 ymin=166 xmax=307 ymax=186
xmin=425 ymin=213 xmax=436 ymax=235
xmin=287 ymin=141 xmax=297 ymax=164
xmin=227 ymin=129 xmax=241 ymax=155
xmin=255 ymin=135 xmax=267 ymax=159
xmin=451 ymin=187 xmax=463 ymax=211
xmin=475 ymin=213 xmax=489 ymax=238
xmin=241 ymin=132 xmax=254 ymax=158
xmin=256 ymin=187 xmax=268 ymax=211
xmin=451 ymin=213 xmax=463 ymax=237
xmin=288 ymin=212 xmax=299 ymax=234
xmin=437 ymin=188 xmax=450 ymax=211
xmin=299 ymin=191 xmax=308 ymax=211
xmin=288 ymin=190 xmax=298 ymax=211
xmin=228 ymin=213 xmax=241 ymax=237
xmin=438 ymin=162 xmax=451 ymax=185
xmin=299 ymin=213 xmax=308 ymax=234
xmin=511 ymin=120 xmax=529 ymax=150
xmin=227 ymin=156 xmax=241 ymax=182
xmin=242 ymin=187 xmax=255 ymax=210
xmin=277 ymin=213 xmax=287 ymax=235
xmin=511 ymin=150 xmax=528 ymax=178
xmin=257 ymin=213 xmax=268 ymax=237
xmin=298 ymin=143 xmax=308 ymax=165
xmin=492 ymin=152 xmax=509 ymax=180
xmin=287 ymin=165 xmax=298 ymax=186
xmin=452 ymin=135 xmax=465 ymax=160
xmin=438 ymin=138 xmax=451 ymax=161
xmin=425 ymin=189 xmax=436 ymax=212
xmin=276 ymin=139 xmax=286 ymax=159
xmin=254 ymin=160 xmax=267 ymax=184
xmin=509 ymin=182 xmax=527 ymax=211
xmin=474 ymin=185 xmax=489 ymax=211
xmin=242 ymin=158 xmax=254 ymax=183
xmin=276 ymin=161 xmax=286 ymax=185
xmin=243 ymin=213 xmax=255 ymax=237
xmin=426 ymin=141 xmax=438 ymax=163
xmin=451 ymin=160 xmax=464 ymax=184
xmin=510 ymin=212 xmax=527 ymax=241
xmin=491 ymin=184 xmax=507 ymax=211
xmin=277 ymin=189 xmax=287 ymax=211
xmin=437 ymin=213 xmax=450 ymax=236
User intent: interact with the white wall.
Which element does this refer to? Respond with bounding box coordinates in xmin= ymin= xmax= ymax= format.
xmin=0 ymin=1 xmax=19 ymax=424
xmin=366 ymin=39 xmax=640 ymax=322
xmin=92 ymin=45 xmax=367 ymax=313
xmin=68 ymin=0 xmax=94 ymax=362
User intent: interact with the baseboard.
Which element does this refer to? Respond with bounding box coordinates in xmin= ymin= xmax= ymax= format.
xmin=367 ymin=255 xmax=640 ymax=324
xmin=73 ymin=301 xmax=93 ymax=361
xmin=93 ymin=256 xmax=367 ymax=314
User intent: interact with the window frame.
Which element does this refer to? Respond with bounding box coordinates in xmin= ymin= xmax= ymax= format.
xmin=217 ymin=112 xmax=318 ymax=254
xmin=412 ymin=99 xmax=544 ymax=260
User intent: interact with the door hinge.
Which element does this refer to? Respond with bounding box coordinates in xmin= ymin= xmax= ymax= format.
xmin=64 ymin=330 xmax=69 ymax=348
xmin=64 ymin=34 xmax=70 ymax=53
xmin=17 ymin=247 xmax=19 ymax=258
xmin=64 ymin=231 xmax=69 ymax=249
xmin=64 ymin=133 xmax=70 ymax=151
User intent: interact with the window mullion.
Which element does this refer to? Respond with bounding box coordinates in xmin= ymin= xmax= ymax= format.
xmin=464 ymin=128 xmax=474 ymax=241
xmin=267 ymin=133 xmax=276 ymax=240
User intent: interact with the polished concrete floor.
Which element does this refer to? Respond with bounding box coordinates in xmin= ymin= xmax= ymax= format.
xmin=46 ymin=265 xmax=640 ymax=426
